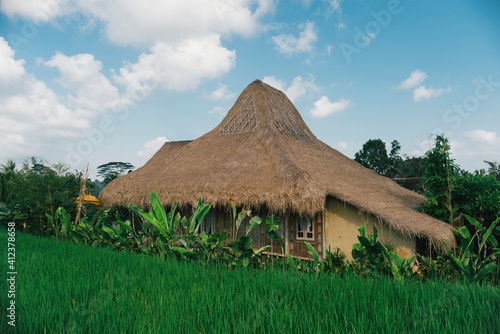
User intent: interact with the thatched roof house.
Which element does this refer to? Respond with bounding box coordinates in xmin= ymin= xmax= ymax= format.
xmin=99 ymin=80 xmax=452 ymax=259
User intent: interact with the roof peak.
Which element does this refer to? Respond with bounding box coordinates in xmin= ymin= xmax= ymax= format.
xmin=217 ymin=80 xmax=316 ymax=144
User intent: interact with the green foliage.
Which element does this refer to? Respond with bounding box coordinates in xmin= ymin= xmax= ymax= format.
xmin=354 ymin=139 xmax=426 ymax=179
xmin=415 ymin=253 xmax=456 ymax=281
xmin=396 ymin=156 xmax=427 ymax=179
xmin=453 ymin=172 xmax=500 ymax=226
xmin=484 ymin=160 xmax=500 ymax=180
xmin=324 ymin=246 xmax=347 ymax=273
xmin=45 ymin=206 xmax=71 ymax=238
xmin=0 ymin=202 xmax=27 ymax=227
xmin=354 ymin=139 xmax=394 ymax=176
xmin=304 ymin=241 xmax=324 ymax=277
xmin=196 ymin=231 xmax=229 ymax=262
xmin=450 ymin=215 xmax=500 ymax=283
xmin=96 ymin=161 xmax=134 ymax=186
xmin=386 ymin=252 xmax=415 ymax=281
xmin=419 ymin=135 xmax=459 ymax=223
xmin=129 ymin=192 xmax=214 ymax=259
xmin=350 ymin=224 xmax=390 ymax=277
xmin=185 ymin=197 xmax=211 ymax=234
xmin=129 ymin=192 xmax=184 ymax=240
xmin=419 ymin=136 xmax=500 ymax=235
xmin=246 ymin=216 xmax=263 ymax=235
xmin=349 ymin=224 xmax=417 ymax=281
xmin=229 ymin=201 xmax=248 ymax=241
xmin=0 ymin=157 xmax=95 ymax=235
xmin=228 ymin=236 xmax=270 ymax=268
xmin=265 ymin=215 xmax=284 ymax=250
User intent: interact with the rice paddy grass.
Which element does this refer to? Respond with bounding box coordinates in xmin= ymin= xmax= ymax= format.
xmin=1 ymin=228 xmax=499 ymax=333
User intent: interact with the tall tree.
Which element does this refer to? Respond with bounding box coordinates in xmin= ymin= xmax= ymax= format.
xmin=354 ymin=139 xmax=403 ymax=177
xmin=484 ymin=160 xmax=500 ymax=180
xmin=97 ymin=162 xmax=135 ymax=186
xmin=419 ymin=135 xmax=459 ymax=224
xmin=0 ymin=159 xmax=16 ymax=203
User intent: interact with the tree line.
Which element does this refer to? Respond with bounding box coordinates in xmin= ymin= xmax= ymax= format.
xmin=354 ymin=136 xmax=500 ymax=229
xmin=0 ymin=158 xmax=134 ymax=235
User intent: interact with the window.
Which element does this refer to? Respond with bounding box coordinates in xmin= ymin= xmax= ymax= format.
xmin=297 ymin=217 xmax=314 ymax=240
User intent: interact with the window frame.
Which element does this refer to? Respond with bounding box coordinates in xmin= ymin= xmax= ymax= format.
xmin=296 ymin=216 xmax=314 ymax=241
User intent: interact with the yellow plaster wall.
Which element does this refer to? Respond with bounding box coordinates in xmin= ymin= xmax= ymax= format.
xmin=324 ymin=198 xmax=415 ymax=260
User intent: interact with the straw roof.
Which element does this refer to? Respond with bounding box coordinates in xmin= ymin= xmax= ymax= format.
xmin=99 ymin=80 xmax=453 ymax=245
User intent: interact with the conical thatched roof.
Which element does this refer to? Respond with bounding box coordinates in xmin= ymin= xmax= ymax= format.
xmin=99 ymin=80 xmax=452 ymax=245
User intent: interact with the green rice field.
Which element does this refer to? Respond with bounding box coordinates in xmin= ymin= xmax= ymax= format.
xmin=1 ymin=228 xmax=499 ymax=333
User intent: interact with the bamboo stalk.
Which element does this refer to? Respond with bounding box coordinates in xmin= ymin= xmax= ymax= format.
xmin=75 ymin=163 xmax=89 ymax=225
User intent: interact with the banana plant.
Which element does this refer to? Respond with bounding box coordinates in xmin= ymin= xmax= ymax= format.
xmin=1 ymin=202 xmax=27 ymax=227
xmin=45 ymin=206 xmax=71 ymax=238
xmin=265 ymin=215 xmax=284 ymax=269
xmin=181 ymin=197 xmax=211 ymax=235
xmin=386 ymin=252 xmax=415 ymax=281
xmin=68 ymin=212 xmax=104 ymax=246
xmin=101 ymin=216 xmax=144 ymax=253
xmin=304 ymin=241 xmax=324 ymax=278
xmin=196 ymin=231 xmax=229 ymax=262
xmin=129 ymin=192 xmax=180 ymax=239
xmin=450 ymin=215 xmax=500 ymax=283
xmin=130 ymin=192 xmax=215 ymax=260
xmin=129 ymin=192 xmax=185 ymax=258
xmin=246 ymin=216 xmax=263 ymax=236
xmin=228 ymin=235 xmax=270 ymax=268
xmin=229 ymin=200 xmax=248 ymax=241
xmin=265 ymin=216 xmax=284 ymax=249
xmin=351 ymin=224 xmax=390 ymax=277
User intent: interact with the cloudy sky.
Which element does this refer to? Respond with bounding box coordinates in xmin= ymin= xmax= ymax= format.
xmin=0 ymin=0 xmax=499 ymax=179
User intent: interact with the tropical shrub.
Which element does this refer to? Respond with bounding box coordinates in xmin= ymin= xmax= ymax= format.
xmin=453 ymin=172 xmax=500 ymax=227
xmin=324 ymin=246 xmax=346 ymax=273
xmin=350 ymin=224 xmax=391 ymax=277
xmin=451 ymin=215 xmax=500 ymax=283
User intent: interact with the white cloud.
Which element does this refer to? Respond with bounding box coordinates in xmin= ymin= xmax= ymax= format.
xmin=262 ymin=75 xmax=319 ymax=102
xmin=1 ymin=1 xmax=274 ymax=101
xmin=44 ymin=52 xmax=128 ymax=111
xmin=309 ymin=96 xmax=350 ymax=118
xmin=0 ymin=1 xmax=276 ymax=165
xmin=0 ymin=37 xmax=26 ymax=91
xmin=1 ymin=0 xmax=276 ymax=46
xmin=337 ymin=141 xmax=348 ymax=150
xmin=300 ymin=0 xmax=314 ymax=8
xmin=394 ymin=70 xmax=428 ymax=90
xmin=335 ymin=22 xmax=346 ymax=31
xmin=442 ymin=131 xmax=500 ymax=172
xmin=204 ymin=83 xmax=236 ymax=101
xmin=114 ymin=36 xmax=236 ymax=95
xmin=262 ymin=75 xmax=286 ymax=91
xmin=209 ymin=106 xmax=226 ymax=116
xmin=0 ymin=0 xmax=70 ymax=21
xmin=413 ymin=86 xmax=451 ymax=102
xmin=326 ymin=44 xmax=333 ymax=56
xmin=327 ymin=0 xmax=343 ymax=15
xmin=0 ymin=39 xmax=92 ymax=160
xmin=465 ymin=129 xmax=499 ymax=144
xmin=137 ymin=136 xmax=169 ymax=158
xmin=395 ymin=70 xmax=451 ymax=102
xmin=272 ymin=21 xmax=317 ymax=55
xmin=286 ymin=76 xmax=320 ymax=102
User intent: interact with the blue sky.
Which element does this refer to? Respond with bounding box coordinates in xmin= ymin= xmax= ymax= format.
xmin=0 ymin=0 xmax=499 ymax=179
